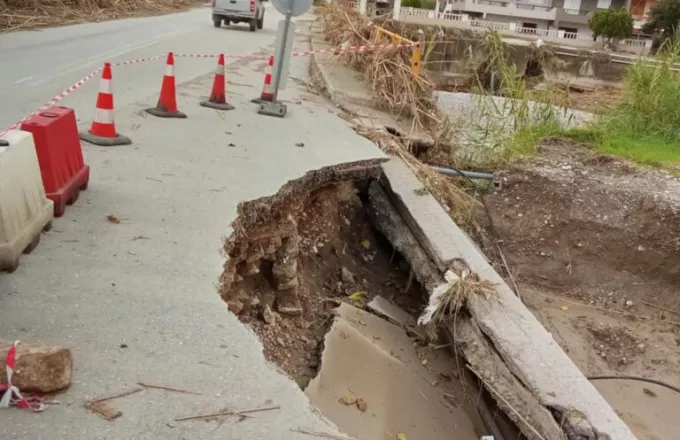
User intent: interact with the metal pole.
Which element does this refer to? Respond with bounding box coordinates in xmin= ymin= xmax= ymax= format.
xmin=272 ymin=0 xmax=293 ymax=101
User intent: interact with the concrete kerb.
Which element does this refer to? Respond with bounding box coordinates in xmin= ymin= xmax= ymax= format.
xmin=379 ymin=157 xmax=638 ymax=440
xmin=309 ymin=40 xmax=376 ymax=110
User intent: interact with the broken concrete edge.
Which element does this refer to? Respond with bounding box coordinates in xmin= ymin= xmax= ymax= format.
xmin=232 ymin=158 xmax=386 ymax=234
xmin=453 ymin=317 xmax=566 ymax=440
xmin=377 ymin=157 xmax=638 ymax=440
xmin=220 ymin=158 xmax=387 ymax=302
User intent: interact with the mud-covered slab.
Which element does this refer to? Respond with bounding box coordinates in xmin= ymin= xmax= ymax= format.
xmin=305 ymin=303 xmax=482 ymax=440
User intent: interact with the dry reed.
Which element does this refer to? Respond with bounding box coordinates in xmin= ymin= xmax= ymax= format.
xmin=317 ymin=2 xmax=439 ymax=131
xmin=0 ymin=0 xmax=200 ymax=32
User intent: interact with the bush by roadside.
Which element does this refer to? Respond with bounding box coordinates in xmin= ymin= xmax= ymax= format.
xmin=0 ymin=0 xmax=203 ymax=32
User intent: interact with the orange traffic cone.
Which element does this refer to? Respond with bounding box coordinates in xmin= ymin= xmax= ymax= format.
xmin=146 ymin=52 xmax=187 ymax=118
xmin=79 ymin=63 xmax=132 ymax=146
xmin=200 ymin=54 xmax=234 ymax=111
xmin=251 ymin=55 xmax=275 ymax=104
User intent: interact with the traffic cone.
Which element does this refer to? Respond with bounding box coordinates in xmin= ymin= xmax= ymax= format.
xmin=146 ymin=52 xmax=187 ymax=119
xmin=251 ymin=55 xmax=275 ymax=104
xmin=79 ymin=63 xmax=132 ymax=146
xmin=200 ymin=54 xmax=234 ymax=111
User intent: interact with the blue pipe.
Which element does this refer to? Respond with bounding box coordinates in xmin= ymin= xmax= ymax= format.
xmin=431 ymin=166 xmax=494 ymax=181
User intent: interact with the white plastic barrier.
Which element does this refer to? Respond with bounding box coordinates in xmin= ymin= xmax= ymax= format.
xmin=0 ymin=130 xmax=54 ymax=272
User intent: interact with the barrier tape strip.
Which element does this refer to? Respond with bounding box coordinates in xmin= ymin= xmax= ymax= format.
xmin=0 ymin=341 xmax=52 ymax=412
xmin=291 ymin=41 xmax=417 ymax=57
xmin=0 ymin=68 xmax=102 ymax=137
xmin=174 ymin=41 xmax=417 ymax=60
xmin=0 ymin=42 xmax=415 ymax=137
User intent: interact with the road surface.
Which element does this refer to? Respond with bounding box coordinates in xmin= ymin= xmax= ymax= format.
xmin=0 ymin=6 xmax=277 ymax=130
xmin=0 ymin=7 xmax=387 ymax=440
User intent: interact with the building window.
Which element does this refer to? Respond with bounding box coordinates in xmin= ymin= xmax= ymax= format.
xmin=563 ymin=0 xmax=582 ymax=13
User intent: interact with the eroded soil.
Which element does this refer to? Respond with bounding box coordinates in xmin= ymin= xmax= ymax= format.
xmin=484 ymin=138 xmax=680 ymax=439
xmin=219 ymin=181 xmax=425 ymax=387
xmin=218 ymin=177 xmax=486 ymax=439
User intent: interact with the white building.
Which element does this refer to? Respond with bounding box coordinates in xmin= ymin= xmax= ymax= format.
xmin=438 ymin=0 xmax=632 ymax=38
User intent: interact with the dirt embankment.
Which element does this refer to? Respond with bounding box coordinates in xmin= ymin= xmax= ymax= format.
xmin=0 ymin=0 xmax=202 ymax=32
xmin=484 ymin=138 xmax=680 ymax=440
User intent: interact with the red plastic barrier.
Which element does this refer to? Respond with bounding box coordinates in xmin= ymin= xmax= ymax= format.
xmin=21 ymin=107 xmax=90 ymax=217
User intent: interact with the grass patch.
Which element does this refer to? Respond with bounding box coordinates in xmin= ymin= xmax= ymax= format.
xmin=561 ymin=128 xmax=680 ymax=167
xmin=565 ymin=36 xmax=680 ymax=168
xmin=453 ymin=31 xmax=568 ymax=168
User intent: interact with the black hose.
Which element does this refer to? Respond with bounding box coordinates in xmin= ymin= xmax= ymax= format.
xmin=588 ymin=375 xmax=680 ymax=395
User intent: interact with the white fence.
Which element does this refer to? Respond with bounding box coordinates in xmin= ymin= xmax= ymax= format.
xmin=400 ymin=7 xmax=652 ymax=52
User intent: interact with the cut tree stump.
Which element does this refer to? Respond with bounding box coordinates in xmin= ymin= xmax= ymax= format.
xmin=0 ymin=340 xmax=73 ymax=393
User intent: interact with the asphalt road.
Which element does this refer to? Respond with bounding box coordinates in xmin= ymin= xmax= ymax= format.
xmin=0 ymin=6 xmax=280 ymax=130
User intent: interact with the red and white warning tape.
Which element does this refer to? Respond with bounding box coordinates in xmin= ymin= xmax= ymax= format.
xmin=173 ymin=41 xmax=417 ymax=60
xmin=0 ymin=42 xmax=415 ymax=136
xmin=291 ymin=41 xmax=417 ymax=57
xmin=112 ymin=55 xmax=165 ymax=66
xmin=0 ymin=341 xmax=55 ymax=412
xmin=0 ymin=68 xmax=102 ymax=137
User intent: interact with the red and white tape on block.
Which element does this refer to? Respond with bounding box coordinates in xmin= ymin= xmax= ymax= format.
xmin=0 ymin=341 xmax=53 ymax=412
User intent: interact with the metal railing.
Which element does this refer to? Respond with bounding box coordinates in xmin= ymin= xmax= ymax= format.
xmin=400 ymin=7 xmax=651 ymax=50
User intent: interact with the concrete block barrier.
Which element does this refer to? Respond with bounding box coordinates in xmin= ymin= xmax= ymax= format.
xmin=0 ymin=131 xmax=54 ymax=273
xmin=21 ymin=107 xmax=90 ymax=217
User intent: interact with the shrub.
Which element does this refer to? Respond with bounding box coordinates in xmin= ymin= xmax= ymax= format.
xmin=588 ymin=8 xmax=634 ymax=42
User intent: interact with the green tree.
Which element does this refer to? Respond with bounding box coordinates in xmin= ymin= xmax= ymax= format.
xmin=588 ymin=8 xmax=634 ymax=41
xmin=642 ymin=0 xmax=680 ymax=40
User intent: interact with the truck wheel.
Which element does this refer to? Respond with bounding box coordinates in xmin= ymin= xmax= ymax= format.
xmin=224 ymin=18 xmax=230 ymax=25
xmin=249 ymin=19 xmax=257 ymax=32
xmin=213 ymin=15 xmax=222 ymax=28
xmin=257 ymin=15 xmax=263 ymax=29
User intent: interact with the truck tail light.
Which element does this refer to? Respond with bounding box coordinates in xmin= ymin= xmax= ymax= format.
xmin=250 ymin=0 xmax=255 ymax=12
xmin=211 ymin=0 xmax=215 ymax=6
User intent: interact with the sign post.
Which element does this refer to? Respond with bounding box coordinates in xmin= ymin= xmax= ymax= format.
xmin=257 ymin=0 xmax=313 ymax=118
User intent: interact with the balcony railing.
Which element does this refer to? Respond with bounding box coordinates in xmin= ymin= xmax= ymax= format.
xmin=400 ymin=7 xmax=653 ymax=52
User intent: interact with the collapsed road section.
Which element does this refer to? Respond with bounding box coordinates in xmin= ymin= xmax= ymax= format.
xmin=218 ymin=157 xmax=637 ymax=440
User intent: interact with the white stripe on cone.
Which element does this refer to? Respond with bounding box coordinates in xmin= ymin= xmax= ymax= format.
xmin=99 ymin=79 xmax=112 ymax=94
xmin=93 ymin=108 xmax=115 ymax=124
xmin=216 ymin=64 xmax=225 ymax=75
xmin=165 ymin=64 xmax=174 ymax=77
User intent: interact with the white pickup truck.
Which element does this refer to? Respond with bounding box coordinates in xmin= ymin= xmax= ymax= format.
xmin=212 ymin=0 xmax=265 ymax=32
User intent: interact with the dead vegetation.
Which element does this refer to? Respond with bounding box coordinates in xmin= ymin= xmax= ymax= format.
xmin=317 ymin=3 xmax=440 ymax=131
xmin=0 ymin=0 xmax=201 ymax=32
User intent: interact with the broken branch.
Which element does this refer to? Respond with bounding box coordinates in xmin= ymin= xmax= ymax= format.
xmin=89 ymin=387 xmax=144 ymax=403
xmin=174 ymin=404 xmax=280 ymax=422
xmin=137 ymin=382 xmax=201 ymax=395
xmin=291 ymin=427 xmax=355 ymax=440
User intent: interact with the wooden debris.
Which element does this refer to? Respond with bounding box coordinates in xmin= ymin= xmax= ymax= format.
xmin=86 ymin=400 xmax=121 ymax=420
xmin=137 ymin=382 xmax=201 ymax=395
xmin=174 ymin=404 xmax=280 ymax=422
xmin=291 ymin=427 xmax=354 ymax=440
